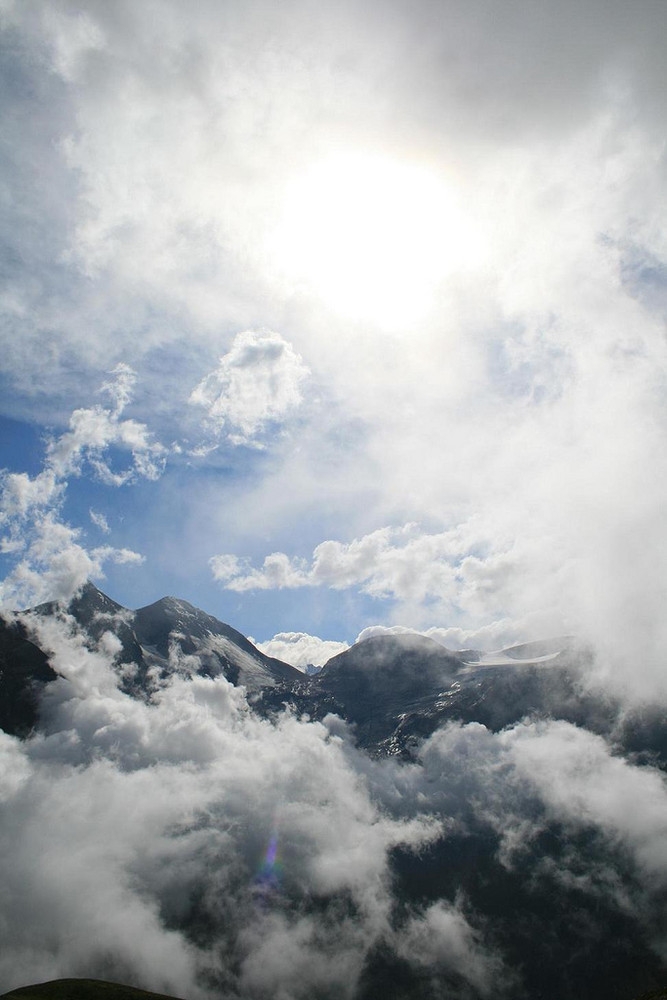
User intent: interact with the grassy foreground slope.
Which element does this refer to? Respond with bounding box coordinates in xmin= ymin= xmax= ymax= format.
xmin=2 ymin=978 xmax=667 ymax=1000
xmin=0 ymin=981 xmax=186 ymax=1000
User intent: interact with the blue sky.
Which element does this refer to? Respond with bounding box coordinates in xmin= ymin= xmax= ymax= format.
xmin=2 ymin=0 xmax=667 ymax=677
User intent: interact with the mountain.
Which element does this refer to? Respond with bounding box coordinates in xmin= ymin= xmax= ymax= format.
xmin=2 ymin=979 xmax=663 ymax=1000
xmin=130 ymin=592 xmax=299 ymax=687
xmin=258 ymin=629 xmax=655 ymax=762
xmin=30 ymin=580 xmax=301 ymax=694
xmin=3 ymin=584 xmax=667 ymax=1000
xmin=0 ymin=615 xmax=58 ymax=736
xmin=4 ymin=584 xmax=665 ymax=763
xmin=0 ymin=583 xmax=302 ymax=737
xmin=306 ymin=632 xmax=466 ymax=752
xmin=0 ymin=981 xmax=186 ymax=1000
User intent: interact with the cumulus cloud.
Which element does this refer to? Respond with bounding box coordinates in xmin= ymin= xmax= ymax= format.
xmin=0 ymin=515 xmax=144 ymax=610
xmin=3 ymin=610 xmax=667 ymax=998
xmin=393 ymin=901 xmax=503 ymax=998
xmin=0 ymin=367 xmax=159 ymax=609
xmin=210 ymin=525 xmax=461 ymax=596
xmin=0 ymin=613 xmax=451 ymax=999
xmin=253 ymin=631 xmax=349 ymax=669
xmin=47 ymin=364 xmax=166 ymax=484
xmin=189 ymin=330 xmax=309 ymax=446
xmin=210 ymin=526 xmax=548 ymax=647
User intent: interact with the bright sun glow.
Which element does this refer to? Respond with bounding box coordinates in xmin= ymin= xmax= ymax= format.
xmin=272 ymin=152 xmax=478 ymax=327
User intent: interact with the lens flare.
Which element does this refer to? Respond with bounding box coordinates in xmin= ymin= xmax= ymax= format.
xmin=253 ymin=828 xmax=284 ymax=906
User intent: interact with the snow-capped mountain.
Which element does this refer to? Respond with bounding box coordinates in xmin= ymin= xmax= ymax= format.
xmin=31 ymin=581 xmax=302 ymax=693
xmin=2 ymin=584 xmax=667 ymax=1000
xmin=3 ymin=583 xmax=665 ymax=765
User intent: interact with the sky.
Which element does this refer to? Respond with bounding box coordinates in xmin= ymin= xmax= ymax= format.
xmin=3 ymin=6 xmax=667 ymax=996
xmin=1 ymin=0 xmax=667 ymax=685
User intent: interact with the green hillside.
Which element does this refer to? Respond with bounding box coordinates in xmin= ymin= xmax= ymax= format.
xmin=0 ymin=980 xmax=186 ymax=1000
xmin=3 ymin=975 xmax=667 ymax=1000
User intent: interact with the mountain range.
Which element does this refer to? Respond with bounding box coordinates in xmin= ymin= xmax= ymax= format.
xmin=3 ymin=581 xmax=663 ymax=763
xmin=1 ymin=582 xmax=667 ymax=1000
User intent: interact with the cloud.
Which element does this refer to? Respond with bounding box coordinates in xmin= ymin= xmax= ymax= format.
xmin=393 ymin=901 xmax=503 ymax=998
xmin=0 ymin=613 xmax=453 ymax=999
xmin=1 ymin=0 xmax=667 ymax=694
xmin=210 ymin=525 xmax=460 ymax=596
xmin=354 ymin=620 xmax=523 ymax=653
xmin=253 ymin=631 xmax=349 ymax=669
xmin=0 ymin=514 xmax=144 ymax=609
xmin=4 ymin=610 xmax=667 ymax=998
xmin=89 ymin=509 xmax=110 ymax=534
xmin=189 ymin=330 xmax=309 ymax=446
xmin=0 ymin=367 xmax=160 ymax=609
xmin=210 ymin=526 xmax=549 ymax=644
xmin=0 ymin=471 xmax=61 ymax=524
xmin=410 ymin=718 xmax=667 ymax=890
xmin=500 ymin=719 xmax=667 ymax=880
xmin=47 ymin=364 xmax=166 ymax=484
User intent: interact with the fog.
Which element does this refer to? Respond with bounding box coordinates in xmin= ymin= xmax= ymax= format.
xmin=0 ymin=609 xmax=666 ymax=998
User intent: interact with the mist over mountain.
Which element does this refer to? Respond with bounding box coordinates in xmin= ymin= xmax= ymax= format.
xmin=1 ymin=583 xmax=667 ymax=1000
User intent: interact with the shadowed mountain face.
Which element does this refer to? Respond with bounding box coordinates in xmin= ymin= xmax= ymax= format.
xmin=318 ymin=633 xmax=464 ymax=706
xmin=0 ymin=583 xmax=641 ymax=756
xmin=2 ymin=585 xmax=667 ymax=1000
xmin=0 ymin=617 xmax=58 ymax=736
xmin=4 ymin=581 xmax=667 ymax=761
xmin=305 ymin=633 xmax=467 ymax=751
xmin=257 ymin=629 xmax=649 ymax=762
xmin=131 ymin=593 xmax=299 ymax=685
xmin=29 ymin=581 xmax=302 ymax=696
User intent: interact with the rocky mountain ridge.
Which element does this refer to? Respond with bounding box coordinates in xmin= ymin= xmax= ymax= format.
xmin=3 ymin=584 xmax=667 ymax=1000
xmin=2 ymin=582 xmax=666 ymax=765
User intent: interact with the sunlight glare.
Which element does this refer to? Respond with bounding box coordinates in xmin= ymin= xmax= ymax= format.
xmin=272 ymin=152 xmax=478 ymax=327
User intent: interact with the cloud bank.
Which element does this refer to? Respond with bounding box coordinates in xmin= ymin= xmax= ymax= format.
xmin=2 ymin=611 xmax=667 ymax=998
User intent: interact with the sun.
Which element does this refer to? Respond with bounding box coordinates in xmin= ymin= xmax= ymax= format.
xmin=271 ymin=151 xmax=477 ymax=327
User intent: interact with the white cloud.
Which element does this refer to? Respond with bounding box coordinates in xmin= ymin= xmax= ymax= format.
xmin=89 ymin=509 xmax=110 ymax=534
xmin=254 ymin=631 xmax=349 ymax=669
xmin=0 ymin=367 xmax=158 ymax=609
xmin=354 ymin=620 xmax=523 ymax=653
xmin=47 ymin=365 xmax=166 ymax=484
xmin=0 ymin=514 xmax=144 ymax=609
xmin=210 ymin=525 xmax=464 ymax=597
xmin=210 ymin=525 xmax=548 ymax=643
xmin=0 ymin=470 xmax=61 ymax=524
xmin=501 ymin=720 xmax=667 ymax=880
xmin=394 ymin=901 xmax=503 ymax=998
xmin=189 ymin=330 xmax=309 ymax=445
xmin=3 ymin=612 xmax=667 ymax=997
xmin=0 ymin=614 xmax=448 ymax=998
